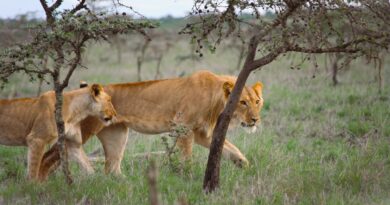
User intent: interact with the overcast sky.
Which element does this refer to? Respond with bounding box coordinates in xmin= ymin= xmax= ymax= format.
xmin=0 ymin=0 xmax=194 ymax=19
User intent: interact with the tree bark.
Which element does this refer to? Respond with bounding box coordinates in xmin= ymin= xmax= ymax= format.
xmin=235 ymin=45 xmax=245 ymax=71
xmin=331 ymin=55 xmax=339 ymax=86
xmin=377 ymin=55 xmax=384 ymax=94
xmin=154 ymin=55 xmax=163 ymax=80
xmin=52 ymin=48 xmax=73 ymax=184
xmin=53 ymin=84 xmax=73 ymax=185
xmin=147 ymin=160 xmax=159 ymax=205
xmin=137 ymin=56 xmax=142 ymax=81
xmin=203 ymin=36 xmax=285 ymax=192
xmin=203 ymin=64 xmax=252 ymax=193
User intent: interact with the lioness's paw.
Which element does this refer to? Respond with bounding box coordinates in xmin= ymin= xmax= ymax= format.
xmin=233 ymin=158 xmax=249 ymax=168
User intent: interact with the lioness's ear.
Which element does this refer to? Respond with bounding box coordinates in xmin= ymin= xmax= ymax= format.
xmin=223 ymin=81 xmax=234 ymax=98
xmin=91 ymin=84 xmax=103 ymax=97
xmin=80 ymin=80 xmax=88 ymax=88
xmin=252 ymin=82 xmax=263 ymax=97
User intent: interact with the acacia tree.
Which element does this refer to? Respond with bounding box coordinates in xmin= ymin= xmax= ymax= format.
xmin=180 ymin=0 xmax=390 ymax=192
xmin=0 ymin=0 xmax=153 ymax=183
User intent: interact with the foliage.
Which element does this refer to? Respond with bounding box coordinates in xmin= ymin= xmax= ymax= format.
xmin=0 ymin=0 xmax=155 ymax=183
xmin=0 ymin=9 xmax=154 ymax=87
xmin=1 ymin=62 xmax=389 ymax=204
xmin=179 ymin=0 xmax=390 ymax=192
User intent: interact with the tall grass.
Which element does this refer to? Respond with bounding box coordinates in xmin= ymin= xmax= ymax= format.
xmin=0 ymin=38 xmax=389 ymax=204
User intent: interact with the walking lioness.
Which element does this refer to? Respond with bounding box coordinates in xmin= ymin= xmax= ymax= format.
xmin=40 ymin=71 xmax=264 ymax=178
xmin=0 ymin=84 xmax=116 ymax=180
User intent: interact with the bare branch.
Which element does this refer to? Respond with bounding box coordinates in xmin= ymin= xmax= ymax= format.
xmin=49 ymin=0 xmax=63 ymax=12
xmin=69 ymin=0 xmax=87 ymax=14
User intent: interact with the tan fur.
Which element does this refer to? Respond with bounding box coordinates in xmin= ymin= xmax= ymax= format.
xmin=0 ymin=84 xmax=116 ymax=181
xmin=41 ymin=70 xmax=264 ymax=177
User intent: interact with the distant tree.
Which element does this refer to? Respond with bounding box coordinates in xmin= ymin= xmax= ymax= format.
xmin=181 ymin=0 xmax=390 ymax=192
xmin=0 ymin=0 xmax=154 ymax=183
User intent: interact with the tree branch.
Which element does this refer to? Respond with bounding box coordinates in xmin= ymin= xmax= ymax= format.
xmin=39 ymin=0 xmax=55 ymax=26
xmin=49 ymin=0 xmax=63 ymax=11
xmin=61 ymin=44 xmax=84 ymax=89
xmin=287 ymin=35 xmax=388 ymax=54
xmin=249 ymin=46 xmax=287 ymax=70
xmin=69 ymin=0 xmax=87 ymax=14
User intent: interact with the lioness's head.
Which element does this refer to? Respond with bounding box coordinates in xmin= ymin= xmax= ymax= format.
xmin=89 ymin=84 xmax=117 ymax=125
xmin=223 ymin=81 xmax=264 ymax=133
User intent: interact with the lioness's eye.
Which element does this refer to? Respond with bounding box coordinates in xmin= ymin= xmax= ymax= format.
xmin=240 ymin=101 xmax=247 ymax=106
xmin=256 ymin=100 xmax=260 ymax=104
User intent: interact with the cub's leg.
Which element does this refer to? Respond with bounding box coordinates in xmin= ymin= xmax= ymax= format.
xmin=193 ymin=130 xmax=249 ymax=167
xmin=97 ymin=123 xmax=129 ymax=175
xmin=26 ymin=137 xmax=46 ymax=180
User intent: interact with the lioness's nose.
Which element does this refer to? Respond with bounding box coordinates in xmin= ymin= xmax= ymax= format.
xmin=104 ymin=116 xmax=112 ymax=122
xmin=251 ymin=118 xmax=259 ymax=123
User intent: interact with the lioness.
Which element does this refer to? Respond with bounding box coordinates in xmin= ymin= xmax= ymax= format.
xmin=40 ymin=71 xmax=263 ymax=178
xmin=0 ymin=84 xmax=116 ymax=180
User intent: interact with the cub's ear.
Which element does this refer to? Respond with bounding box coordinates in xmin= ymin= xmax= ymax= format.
xmin=252 ymin=82 xmax=263 ymax=97
xmin=91 ymin=84 xmax=103 ymax=97
xmin=223 ymin=81 xmax=234 ymax=98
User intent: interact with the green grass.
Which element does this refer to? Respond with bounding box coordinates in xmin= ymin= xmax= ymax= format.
xmin=1 ymin=37 xmax=390 ymax=204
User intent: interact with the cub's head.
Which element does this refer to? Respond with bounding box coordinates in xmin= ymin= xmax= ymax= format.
xmin=223 ymin=81 xmax=264 ymax=133
xmin=89 ymin=84 xmax=117 ymax=126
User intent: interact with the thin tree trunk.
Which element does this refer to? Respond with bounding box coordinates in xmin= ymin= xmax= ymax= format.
xmin=52 ymin=48 xmax=73 ymax=185
xmin=235 ymin=45 xmax=245 ymax=71
xmin=203 ymin=37 xmax=284 ymax=193
xmin=137 ymin=56 xmax=142 ymax=81
xmin=115 ymin=37 xmax=122 ymax=64
xmin=332 ymin=56 xmax=339 ymax=86
xmin=154 ymin=55 xmax=163 ymax=80
xmin=37 ymin=78 xmax=44 ymax=97
xmin=147 ymin=160 xmax=159 ymax=205
xmin=37 ymin=56 xmax=48 ymax=96
xmin=53 ymin=86 xmax=72 ymax=184
xmin=377 ymin=56 xmax=383 ymax=94
xmin=203 ymin=65 xmax=252 ymax=193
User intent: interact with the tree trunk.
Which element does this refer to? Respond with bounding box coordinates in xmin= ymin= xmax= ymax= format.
xmin=52 ymin=48 xmax=73 ymax=184
xmin=235 ymin=45 xmax=245 ymax=71
xmin=37 ymin=56 xmax=48 ymax=96
xmin=147 ymin=160 xmax=159 ymax=205
xmin=154 ymin=55 xmax=163 ymax=80
xmin=53 ymin=82 xmax=73 ymax=185
xmin=137 ymin=56 xmax=142 ymax=81
xmin=377 ymin=56 xmax=383 ymax=94
xmin=332 ymin=57 xmax=338 ymax=86
xmin=203 ymin=64 xmax=252 ymax=193
xmin=115 ymin=37 xmax=122 ymax=64
xmin=203 ymin=38 xmax=284 ymax=193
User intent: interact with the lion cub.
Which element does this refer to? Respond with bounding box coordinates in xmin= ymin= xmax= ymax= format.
xmin=0 ymin=84 xmax=116 ymax=181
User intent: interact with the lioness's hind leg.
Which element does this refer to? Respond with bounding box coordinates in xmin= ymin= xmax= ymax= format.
xmin=27 ymin=138 xmax=46 ymax=180
xmin=39 ymin=144 xmax=60 ymax=181
xmin=97 ymin=123 xmax=129 ymax=175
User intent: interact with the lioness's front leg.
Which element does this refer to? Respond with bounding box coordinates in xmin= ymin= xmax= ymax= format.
xmin=176 ymin=131 xmax=194 ymax=160
xmin=97 ymin=123 xmax=129 ymax=175
xmin=67 ymin=141 xmax=95 ymax=174
xmin=193 ymin=130 xmax=249 ymax=167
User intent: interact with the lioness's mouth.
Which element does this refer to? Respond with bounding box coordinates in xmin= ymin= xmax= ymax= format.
xmin=101 ymin=116 xmax=114 ymax=125
xmin=241 ymin=122 xmax=256 ymax=127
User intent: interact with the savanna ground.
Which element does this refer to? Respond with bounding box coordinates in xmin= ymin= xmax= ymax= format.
xmin=0 ymin=32 xmax=390 ymax=204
